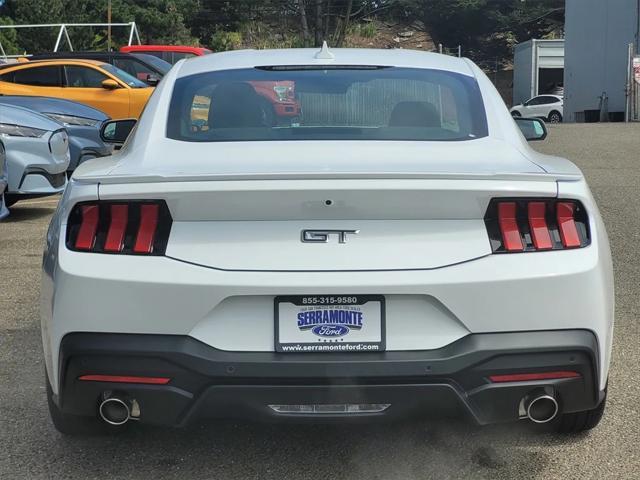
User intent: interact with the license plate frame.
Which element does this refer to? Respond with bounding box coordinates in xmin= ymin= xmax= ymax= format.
xmin=274 ymin=295 xmax=385 ymax=353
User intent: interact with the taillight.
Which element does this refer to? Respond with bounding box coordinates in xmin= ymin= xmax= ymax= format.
xmin=67 ymin=201 xmax=172 ymax=255
xmin=485 ymin=199 xmax=589 ymax=253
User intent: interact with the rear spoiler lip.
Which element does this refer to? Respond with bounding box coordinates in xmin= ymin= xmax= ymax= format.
xmin=76 ymin=171 xmax=583 ymax=185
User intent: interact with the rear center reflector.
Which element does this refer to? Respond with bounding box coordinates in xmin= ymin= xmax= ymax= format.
xmin=268 ymin=403 xmax=391 ymax=414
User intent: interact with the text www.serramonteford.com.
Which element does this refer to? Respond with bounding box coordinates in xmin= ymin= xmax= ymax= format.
xmin=280 ymin=343 xmax=380 ymax=352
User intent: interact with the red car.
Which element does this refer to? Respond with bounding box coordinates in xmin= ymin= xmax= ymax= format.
xmin=120 ymin=45 xmax=301 ymax=119
xmin=120 ymin=45 xmax=212 ymax=64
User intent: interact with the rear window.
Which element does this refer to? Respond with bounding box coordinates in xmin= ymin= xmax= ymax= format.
xmin=167 ymin=67 xmax=487 ymax=142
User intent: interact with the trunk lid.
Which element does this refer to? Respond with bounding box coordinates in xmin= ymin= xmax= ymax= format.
xmin=98 ymin=177 xmax=558 ymax=271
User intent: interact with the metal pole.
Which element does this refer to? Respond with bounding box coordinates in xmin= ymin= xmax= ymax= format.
xmin=108 ymin=0 xmax=112 ymax=51
xmin=63 ymin=25 xmax=73 ymax=51
xmin=134 ymin=23 xmax=141 ymax=45
xmin=438 ymin=43 xmax=442 ymax=54
xmin=128 ymin=23 xmax=135 ymax=46
xmin=458 ymin=45 xmax=461 ymax=57
xmin=625 ymin=42 xmax=633 ymax=122
xmin=54 ymin=25 xmax=65 ymax=51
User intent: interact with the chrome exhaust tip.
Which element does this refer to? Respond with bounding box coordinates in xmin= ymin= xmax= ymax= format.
xmin=98 ymin=396 xmax=131 ymax=426
xmin=525 ymin=394 xmax=559 ymax=424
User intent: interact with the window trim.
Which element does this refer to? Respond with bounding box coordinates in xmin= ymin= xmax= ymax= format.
xmin=8 ymin=65 xmax=63 ymax=87
xmin=166 ymin=66 xmax=489 ymax=143
xmin=62 ymin=64 xmax=124 ymax=89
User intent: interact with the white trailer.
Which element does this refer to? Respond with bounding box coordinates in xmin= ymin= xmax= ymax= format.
xmin=513 ymin=39 xmax=565 ymax=106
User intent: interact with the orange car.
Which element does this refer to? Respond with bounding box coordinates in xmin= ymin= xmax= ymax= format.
xmin=0 ymin=59 xmax=154 ymax=119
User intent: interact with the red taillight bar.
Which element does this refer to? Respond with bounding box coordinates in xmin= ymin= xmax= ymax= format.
xmin=488 ymin=371 xmax=581 ymax=383
xmin=527 ymin=202 xmax=553 ymax=250
xmin=104 ymin=204 xmax=129 ymax=252
xmin=497 ymin=202 xmax=523 ymax=252
xmin=133 ymin=204 xmax=160 ymax=254
xmin=74 ymin=205 xmax=100 ymax=250
xmin=486 ymin=199 xmax=588 ymax=253
xmin=557 ymin=202 xmax=582 ymax=248
xmin=78 ymin=374 xmax=171 ymax=385
xmin=67 ymin=201 xmax=171 ymax=255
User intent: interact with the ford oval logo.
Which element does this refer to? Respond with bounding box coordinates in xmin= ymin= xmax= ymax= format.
xmin=312 ymin=324 xmax=350 ymax=337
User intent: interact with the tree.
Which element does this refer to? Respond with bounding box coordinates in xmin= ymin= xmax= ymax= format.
xmin=397 ymin=0 xmax=564 ymax=68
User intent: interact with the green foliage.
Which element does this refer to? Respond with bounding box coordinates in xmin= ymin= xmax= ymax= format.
xmin=0 ymin=16 xmax=20 ymax=55
xmin=209 ymin=30 xmax=242 ymax=51
xmin=0 ymin=0 xmax=564 ymax=67
xmin=396 ymin=0 xmax=564 ymax=68
xmin=349 ymin=21 xmax=377 ymax=39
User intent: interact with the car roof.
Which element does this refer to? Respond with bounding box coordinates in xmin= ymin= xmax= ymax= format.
xmin=1 ymin=58 xmax=108 ymax=69
xmin=175 ymin=48 xmax=476 ymax=79
xmin=30 ymin=51 xmax=130 ymax=59
xmin=121 ymin=45 xmax=211 ymax=54
xmin=0 ymin=95 xmax=109 ymax=121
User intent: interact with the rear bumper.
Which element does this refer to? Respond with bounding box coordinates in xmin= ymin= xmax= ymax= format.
xmin=55 ymin=330 xmax=602 ymax=426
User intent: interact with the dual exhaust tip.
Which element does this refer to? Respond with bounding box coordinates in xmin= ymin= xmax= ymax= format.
xmin=98 ymin=394 xmax=140 ymax=426
xmin=524 ymin=392 xmax=559 ymax=424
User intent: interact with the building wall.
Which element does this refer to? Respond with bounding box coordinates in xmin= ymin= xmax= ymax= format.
xmin=513 ymin=40 xmax=564 ymax=106
xmin=513 ymin=41 xmax=533 ymax=105
xmin=564 ymin=0 xmax=640 ymax=121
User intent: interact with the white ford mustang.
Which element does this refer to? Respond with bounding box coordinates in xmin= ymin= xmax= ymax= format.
xmin=41 ymin=46 xmax=614 ymax=435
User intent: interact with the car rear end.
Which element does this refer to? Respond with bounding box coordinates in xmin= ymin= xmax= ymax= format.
xmin=41 ymin=50 xmax=613 ymax=432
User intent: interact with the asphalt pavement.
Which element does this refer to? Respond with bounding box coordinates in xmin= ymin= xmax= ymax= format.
xmin=0 ymin=123 xmax=639 ymax=479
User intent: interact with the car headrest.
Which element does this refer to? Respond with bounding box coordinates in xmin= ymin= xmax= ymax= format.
xmin=388 ymin=101 xmax=441 ymax=128
xmin=208 ymin=82 xmax=265 ymax=129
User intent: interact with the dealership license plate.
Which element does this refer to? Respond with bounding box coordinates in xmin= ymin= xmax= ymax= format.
xmin=275 ymin=295 xmax=385 ymax=353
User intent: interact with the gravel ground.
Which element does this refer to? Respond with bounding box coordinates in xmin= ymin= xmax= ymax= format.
xmin=0 ymin=123 xmax=639 ymax=479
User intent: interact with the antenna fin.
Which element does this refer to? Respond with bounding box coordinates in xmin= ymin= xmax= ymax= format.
xmin=315 ymin=41 xmax=335 ymax=60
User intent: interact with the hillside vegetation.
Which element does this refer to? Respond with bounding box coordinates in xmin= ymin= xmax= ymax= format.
xmin=0 ymin=0 xmax=564 ymax=69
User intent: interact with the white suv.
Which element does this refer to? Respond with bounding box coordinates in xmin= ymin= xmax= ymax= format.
xmin=511 ymin=95 xmax=563 ymax=123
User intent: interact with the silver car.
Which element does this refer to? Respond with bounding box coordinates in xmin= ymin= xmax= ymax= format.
xmin=0 ymin=141 xmax=8 ymax=220
xmin=0 ymin=104 xmax=70 ymax=206
xmin=0 ymin=96 xmax=111 ymax=172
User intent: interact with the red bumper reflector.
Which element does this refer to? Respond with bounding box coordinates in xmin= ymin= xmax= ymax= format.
xmin=489 ymin=371 xmax=581 ymax=383
xmin=557 ymin=202 xmax=581 ymax=248
xmin=133 ymin=204 xmax=159 ymax=253
xmin=74 ymin=205 xmax=100 ymax=250
xmin=78 ymin=375 xmax=171 ymax=385
xmin=497 ymin=202 xmax=523 ymax=251
xmin=104 ymin=205 xmax=129 ymax=252
xmin=527 ymin=202 xmax=553 ymax=250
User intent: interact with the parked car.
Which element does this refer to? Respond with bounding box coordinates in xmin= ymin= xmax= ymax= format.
xmin=28 ymin=51 xmax=171 ymax=86
xmin=0 ymin=59 xmax=154 ymax=119
xmin=0 ymin=96 xmax=112 ymax=172
xmin=0 ymin=141 xmax=8 ymax=220
xmin=42 ymin=47 xmax=612 ymax=436
xmin=510 ymin=95 xmax=564 ymax=123
xmin=120 ymin=45 xmax=212 ymax=64
xmin=1 ymin=104 xmax=69 ymax=206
